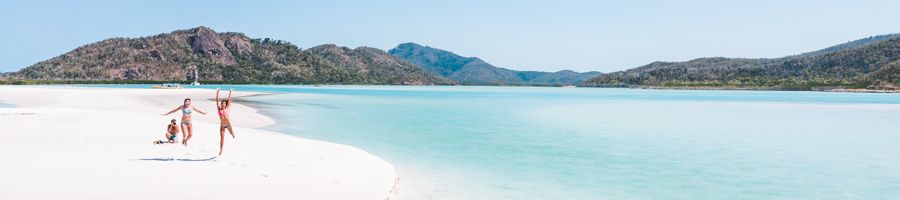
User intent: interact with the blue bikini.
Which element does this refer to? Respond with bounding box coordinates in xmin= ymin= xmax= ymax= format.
xmin=181 ymin=107 xmax=192 ymax=125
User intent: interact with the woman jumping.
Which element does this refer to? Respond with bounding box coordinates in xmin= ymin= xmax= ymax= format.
xmin=163 ymin=98 xmax=207 ymax=146
xmin=216 ymin=88 xmax=235 ymax=155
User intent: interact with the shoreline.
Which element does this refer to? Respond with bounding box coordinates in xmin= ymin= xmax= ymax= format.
xmin=0 ymin=86 xmax=399 ymax=200
xmin=4 ymin=83 xmax=898 ymax=94
xmin=225 ymin=90 xmax=405 ymax=199
xmin=826 ymin=88 xmax=900 ymax=93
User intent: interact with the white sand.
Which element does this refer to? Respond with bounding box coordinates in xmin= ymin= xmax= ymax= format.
xmin=0 ymin=86 xmax=399 ymax=200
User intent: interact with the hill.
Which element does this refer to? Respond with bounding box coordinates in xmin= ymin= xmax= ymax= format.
xmin=389 ymin=42 xmax=599 ymax=86
xmin=6 ymin=26 xmax=453 ymax=85
xmin=584 ymin=34 xmax=900 ymax=90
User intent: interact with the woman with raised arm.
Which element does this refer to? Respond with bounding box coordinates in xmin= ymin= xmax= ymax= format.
xmin=162 ymin=98 xmax=206 ymax=146
xmin=216 ymin=88 xmax=236 ymax=155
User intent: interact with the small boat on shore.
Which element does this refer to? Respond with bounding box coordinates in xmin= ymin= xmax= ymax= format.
xmin=152 ymin=83 xmax=182 ymax=89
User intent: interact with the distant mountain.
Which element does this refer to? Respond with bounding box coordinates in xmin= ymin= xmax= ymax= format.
xmin=389 ymin=42 xmax=600 ymax=86
xmin=7 ymin=26 xmax=452 ymax=85
xmin=584 ymin=34 xmax=900 ymax=90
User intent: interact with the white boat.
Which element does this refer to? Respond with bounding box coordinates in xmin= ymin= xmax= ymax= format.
xmin=152 ymin=83 xmax=182 ymax=89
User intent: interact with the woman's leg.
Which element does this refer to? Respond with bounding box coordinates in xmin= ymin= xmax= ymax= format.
xmin=227 ymin=126 xmax=235 ymax=139
xmin=219 ymin=126 xmax=225 ymax=155
xmin=180 ymin=124 xmax=188 ymax=145
xmin=184 ymin=124 xmax=193 ymax=146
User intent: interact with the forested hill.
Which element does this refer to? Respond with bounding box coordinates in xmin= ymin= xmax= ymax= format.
xmin=6 ymin=26 xmax=453 ymax=85
xmin=584 ymin=34 xmax=900 ymax=90
xmin=389 ymin=42 xmax=600 ymax=86
xmin=797 ymin=34 xmax=898 ymax=57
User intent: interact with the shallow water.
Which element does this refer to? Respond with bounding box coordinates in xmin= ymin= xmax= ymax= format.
xmin=89 ymin=85 xmax=900 ymax=199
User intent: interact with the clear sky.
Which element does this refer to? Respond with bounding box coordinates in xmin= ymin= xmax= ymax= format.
xmin=2 ymin=0 xmax=899 ymax=73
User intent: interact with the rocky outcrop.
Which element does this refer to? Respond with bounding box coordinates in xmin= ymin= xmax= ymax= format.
xmin=225 ymin=35 xmax=254 ymax=57
xmin=189 ymin=26 xmax=237 ymax=66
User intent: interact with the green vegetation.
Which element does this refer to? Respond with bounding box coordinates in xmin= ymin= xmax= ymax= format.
xmin=864 ymin=60 xmax=900 ymax=88
xmin=6 ymin=26 xmax=896 ymax=90
xmin=4 ymin=27 xmax=452 ymax=85
xmin=0 ymin=79 xmax=280 ymax=85
xmin=389 ymin=42 xmax=600 ymax=86
xmin=584 ymin=34 xmax=900 ymax=90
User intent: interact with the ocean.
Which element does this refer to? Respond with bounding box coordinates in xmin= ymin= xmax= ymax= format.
xmin=94 ymin=85 xmax=900 ymax=199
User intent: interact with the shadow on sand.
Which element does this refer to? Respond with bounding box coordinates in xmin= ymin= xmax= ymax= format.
xmin=134 ymin=157 xmax=217 ymax=162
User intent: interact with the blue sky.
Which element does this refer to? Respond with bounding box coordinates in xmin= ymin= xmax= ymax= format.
xmin=2 ymin=0 xmax=899 ymax=73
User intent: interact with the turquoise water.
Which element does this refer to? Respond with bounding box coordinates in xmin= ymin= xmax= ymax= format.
xmin=88 ymin=85 xmax=900 ymax=199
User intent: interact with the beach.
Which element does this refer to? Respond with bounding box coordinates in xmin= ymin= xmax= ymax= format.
xmin=0 ymin=86 xmax=398 ymax=200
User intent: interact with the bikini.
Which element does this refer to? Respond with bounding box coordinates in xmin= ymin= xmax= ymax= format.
xmin=218 ymin=108 xmax=229 ymax=128
xmin=182 ymin=107 xmax=192 ymax=125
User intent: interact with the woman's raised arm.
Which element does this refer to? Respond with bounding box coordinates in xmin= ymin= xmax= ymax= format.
xmin=216 ymin=88 xmax=221 ymax=110
xmin=227 ymin=89 xmax=233 ymax=110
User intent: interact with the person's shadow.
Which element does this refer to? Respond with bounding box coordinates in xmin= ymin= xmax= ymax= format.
xmin=133 ymin=157 xmax=217 ymax=162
